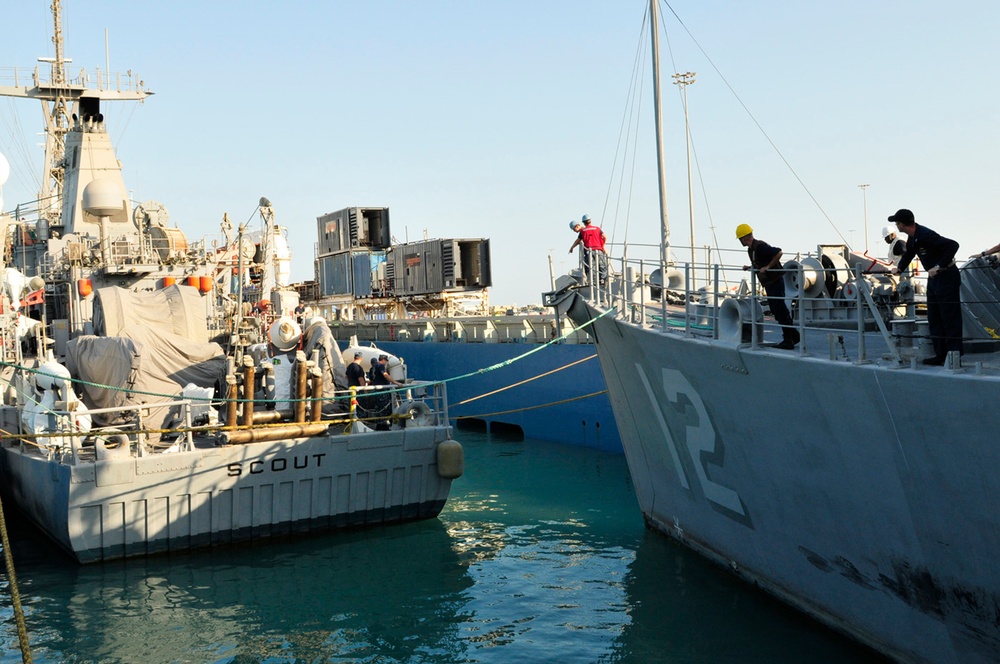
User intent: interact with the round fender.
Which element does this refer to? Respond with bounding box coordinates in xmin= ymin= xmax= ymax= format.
xmin=394 ymin=400 xmax=434 ymax=427
xmin=436 ymin=439 xmax=464 ymax=479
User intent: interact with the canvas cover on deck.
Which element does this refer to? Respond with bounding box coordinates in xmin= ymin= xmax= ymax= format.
xmin=93 ymin=284 xmax=210 ymax=343
xmin=302 ymin=317 xmax=347 ymax=414
xmin=66 ymin=324 xmax=225 ymax=433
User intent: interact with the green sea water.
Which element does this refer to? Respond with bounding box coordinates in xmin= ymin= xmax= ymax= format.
xmin=0 ymin=432 xmax=884 ymax=663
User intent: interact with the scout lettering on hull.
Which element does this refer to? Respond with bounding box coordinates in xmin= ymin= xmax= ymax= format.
xmin=226 ymin=453 xmax=328 ymax=477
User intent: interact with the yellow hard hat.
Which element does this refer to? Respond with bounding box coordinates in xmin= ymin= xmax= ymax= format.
xmin=735 ymin=223 xmax=753 ymax=239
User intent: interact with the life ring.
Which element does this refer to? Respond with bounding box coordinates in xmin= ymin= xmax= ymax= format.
xmin=393 ymin=400 xmax=434 ymax=427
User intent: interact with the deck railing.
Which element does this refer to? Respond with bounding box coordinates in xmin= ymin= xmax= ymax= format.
xmin=566 ymin=243 xmax=950 ymax=368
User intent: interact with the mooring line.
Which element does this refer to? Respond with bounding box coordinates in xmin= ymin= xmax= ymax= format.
xmin=0 ymin=492 xmax=32 ymax=663
xmin=450 ymin=353 xmax=599 ymax=407
xmin=451 ymin=389 xmax=608 ymax=420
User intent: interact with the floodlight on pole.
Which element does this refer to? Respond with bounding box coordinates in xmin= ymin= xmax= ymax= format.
xmin=673 ymin=71 xmax=696 ymax=287
xmin=858 ymin=183 xmax=870 ymax=252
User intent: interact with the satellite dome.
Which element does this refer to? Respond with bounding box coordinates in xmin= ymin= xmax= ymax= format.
xmin=82 ymin=179 xmax=126 ymax=217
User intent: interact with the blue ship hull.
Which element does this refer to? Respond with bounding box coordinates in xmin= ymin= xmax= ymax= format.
xmin=358 ymin=340 xmax=621 ymax=452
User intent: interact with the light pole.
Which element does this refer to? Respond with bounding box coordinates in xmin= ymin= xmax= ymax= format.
xmin=858 ymin=183 xmax=870 ymax=253
xmin=673 ymin=71 xmax=696 ymax=288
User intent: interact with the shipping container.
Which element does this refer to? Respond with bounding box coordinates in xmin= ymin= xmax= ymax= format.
xmin=451 ymin=238 xmax=491 ymax=290
xmin=315 ymin=207 xmax=391 ymax=254
xmin=384 ymin=258 xmax=396 ymax=296
xmin=318 ymin=252 xmax=353 ymax=296
xmin=317 ymin=249 xmax=387 ymax=298
xmin=351 ymin=252 xmax=373 ymax=298
xmin=390 ymin=238 xmax=491 ymax=296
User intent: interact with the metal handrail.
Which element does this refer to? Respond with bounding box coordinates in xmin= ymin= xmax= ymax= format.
xmin=598 ymin=250 xmax=920 ymax=364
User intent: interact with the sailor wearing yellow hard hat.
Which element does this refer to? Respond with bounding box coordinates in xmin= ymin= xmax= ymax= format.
xmin=736 ymin=223 xmax=799 ymax=350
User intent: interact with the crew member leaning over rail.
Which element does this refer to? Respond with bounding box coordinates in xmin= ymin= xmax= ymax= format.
xmin=737 ymin=223 xmax=799 ymax=350
xmin=888 ymin=208 xmax=961 ymax=366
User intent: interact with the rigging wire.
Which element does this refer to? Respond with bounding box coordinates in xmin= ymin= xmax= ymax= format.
xmin=660 ymin=0 xmax=849 ymax=246
xmin=656 ymin=4 xmax=732 ymax=288
xmin=604 ymin=7 xmax=648 ymax=251
xmin=451 ymin=389 xmax=607 ymax=421
xmin=0 ymin=98 xmax=40 ymax=204
xmin=608 ymin=0 xmax=852 ymax=266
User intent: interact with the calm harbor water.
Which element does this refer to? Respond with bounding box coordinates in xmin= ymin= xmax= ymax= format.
xmin=0 ymin=432 xmax=885 ymax=663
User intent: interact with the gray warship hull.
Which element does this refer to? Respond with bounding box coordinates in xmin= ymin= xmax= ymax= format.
xmin=0 ymin=424 xmax=454 ymax=563
xmin=563 ymin=291 xmax=1000 ymax=663
xmin=0 ymin=1 xmax=463 ymax=564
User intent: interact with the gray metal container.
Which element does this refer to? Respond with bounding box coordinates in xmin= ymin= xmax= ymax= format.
xmin=316 ymin=207 xmax=391 ymax=254
xmin=318 ymin=251 xmax=353 ymax=296
xmin=390 ymin=238 xmax=491 ymax=296
xmin=318 ymin=249 xmax=385 ymax=298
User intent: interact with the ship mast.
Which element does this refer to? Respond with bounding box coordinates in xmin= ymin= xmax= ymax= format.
xmin=649 ymin=0 xmax=671 ymax=269
xmin=0 ymin=0 xmax=152 ymax=221
xmin=42 ymin=0 xmax=72 ymax=216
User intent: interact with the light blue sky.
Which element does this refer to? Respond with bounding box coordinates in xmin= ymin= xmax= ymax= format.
xmin=2 ymin=1 xmax=999 ymax=305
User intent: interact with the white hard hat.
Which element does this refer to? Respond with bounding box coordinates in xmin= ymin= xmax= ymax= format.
xmin=881 ymin=226 xmax=892 ymax=239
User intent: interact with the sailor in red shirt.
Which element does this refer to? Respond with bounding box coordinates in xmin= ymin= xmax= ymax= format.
xmin=568 ymin=215 xmax=608 ymax=287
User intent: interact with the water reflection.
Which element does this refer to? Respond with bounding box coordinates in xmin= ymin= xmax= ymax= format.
xmin=6 ymin=515 xmax=473 ymax=663
xmin=609 ymin=528 xmax=890 ymax=662
xmin=0 ymin=432 xmax=888 ymax=663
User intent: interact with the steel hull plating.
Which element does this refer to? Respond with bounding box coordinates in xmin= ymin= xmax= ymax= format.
xmin=0 ymin=427 xmax=453 ymax=563
xmin=567 ymin=294 xmax=1000 ymax=663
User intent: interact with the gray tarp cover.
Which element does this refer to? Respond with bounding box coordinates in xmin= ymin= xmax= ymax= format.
xmin=66 ymin=324 xmax=225 ymax=429
xmin=93 ymin=284 xmax=210 ymax=343
xmin=302 ymin=318 xmax=346 ymax=414
xmin=302 ymin=318 xmax=347 ymax=390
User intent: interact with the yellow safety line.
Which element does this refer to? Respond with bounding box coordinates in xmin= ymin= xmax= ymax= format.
xmin=0 ymin=412 xmax=418 ymax=443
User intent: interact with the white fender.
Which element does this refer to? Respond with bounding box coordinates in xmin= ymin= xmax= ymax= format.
xmin=436 ymin=439 xmax=464 ymax=479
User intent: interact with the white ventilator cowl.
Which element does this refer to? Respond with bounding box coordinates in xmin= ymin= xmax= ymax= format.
xmin=0 ymin=151 xmax=9 ymax=209
xmin=0 ymin=151 xmax=9 ymax=186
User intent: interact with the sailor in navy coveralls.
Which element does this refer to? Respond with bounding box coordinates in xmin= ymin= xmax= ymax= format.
xmin=888 ymin=208 xmax=962 ymax=365
xmin=737 ymin=224 xmax=799 ymax=349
